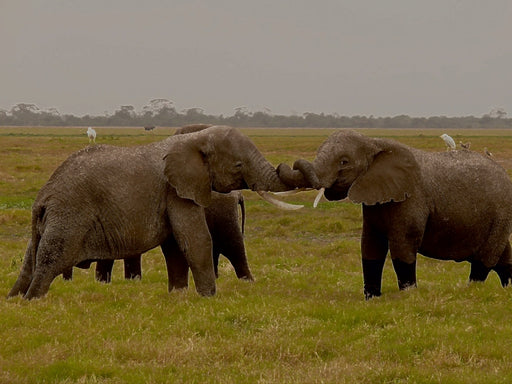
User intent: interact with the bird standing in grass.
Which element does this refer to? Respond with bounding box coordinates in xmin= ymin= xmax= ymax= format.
xmin=440 ymin=133 xmax=456 ymax=151
xmin=87 ymin=127 xmax=96 ymax=144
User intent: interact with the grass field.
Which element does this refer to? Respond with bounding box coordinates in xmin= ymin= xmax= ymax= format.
xmin=1 ymin=126 xmax=512 ymax=383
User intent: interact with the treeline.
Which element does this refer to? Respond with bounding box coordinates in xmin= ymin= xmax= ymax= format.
xmin=1 ymin=101 xmax=511 ymax=129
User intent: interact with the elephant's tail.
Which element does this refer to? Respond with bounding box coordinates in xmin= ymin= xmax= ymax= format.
xmin=238 ymin=193 xmax=245 ymax=235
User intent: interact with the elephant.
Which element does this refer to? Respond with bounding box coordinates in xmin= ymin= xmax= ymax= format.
xmin=8 ymin=125 xmax=293 ymax=299
xmin=277 ymin=129 xmax=512 ymax=299
xmin=93 ymin=190 xmax=251 ymax=283
xmin=63 ymin=124 xmax=253 ymax=284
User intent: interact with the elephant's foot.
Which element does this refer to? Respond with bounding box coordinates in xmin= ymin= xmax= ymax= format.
xmin=7 ymin=275 xmax=32 ymax=298
xmin=493 ymin=264 xmax=512 ymax=287
xmin=194 ymin=276 xmax=216 ymax=297
xmin=364 ymin=288 xmax=381 ymax=300
xmin=362 ymin=259 xmax=385 ymax=300
xmin=24 ymin=276 xmax=52 ymax=300
xmin=392 ymin=258 xmax=417 ymax=291
xmin=62 ymin=267 xmax=73 ymax=280
xmin=469 ymin=260 xmax=491 ymax=282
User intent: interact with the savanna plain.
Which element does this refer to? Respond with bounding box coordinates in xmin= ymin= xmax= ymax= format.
xmin=1 ymin=127 xmax=512 ymax=384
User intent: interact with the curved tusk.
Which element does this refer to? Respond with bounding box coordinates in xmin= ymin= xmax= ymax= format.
xmin=257 ymin=191 xmax=304 ymax=210
xmin=273 ymin=188 xmax=314 ymax=196
xmin=313 ymin=188 xmax=325 ymax=208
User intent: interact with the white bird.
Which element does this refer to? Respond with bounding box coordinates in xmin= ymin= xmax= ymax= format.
xmin=87 ymin=127 xmax=96 ymax=144
xmin=440 ymin=134 xmax=456 ymax=151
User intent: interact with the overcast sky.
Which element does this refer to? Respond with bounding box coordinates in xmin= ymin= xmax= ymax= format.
xmin=1 ymin=0 xmax=511 ymax=117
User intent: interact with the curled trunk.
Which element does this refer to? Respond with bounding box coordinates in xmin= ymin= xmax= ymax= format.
xmin=277 ymin=159 xmax=320 ymax=189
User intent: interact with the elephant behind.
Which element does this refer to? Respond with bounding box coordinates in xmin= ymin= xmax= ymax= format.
xmin=93 ymin=190 xmax=251 ymax=283
xmin=278 ymin=130 xmax=512 ymax=299
xmin=9 ymin=126 xmax=292 ymax=299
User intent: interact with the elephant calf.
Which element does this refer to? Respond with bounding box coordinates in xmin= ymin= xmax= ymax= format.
xmin=90 ymin=191 xmax=251 ymax=283
xmin=278 ymin=130 xmax=512 ymax=299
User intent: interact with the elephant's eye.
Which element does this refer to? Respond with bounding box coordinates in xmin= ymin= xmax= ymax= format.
xmin=340 ymin=159 xmax=349 ymax=166
xmin=235 ymin=161 xmax=243 ymax=169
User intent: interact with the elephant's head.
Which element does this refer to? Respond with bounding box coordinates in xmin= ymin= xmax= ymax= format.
xmin=164 ymin=125 xmax=293 ymax=207
xmin=278 ymin=130 xmax=420 ymax=205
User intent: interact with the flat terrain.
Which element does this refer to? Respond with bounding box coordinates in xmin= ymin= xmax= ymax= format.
xmin=1 ymin=127 xmax=512 ymax=383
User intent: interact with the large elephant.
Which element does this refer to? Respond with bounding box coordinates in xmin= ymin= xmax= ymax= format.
xmin=278 ymin=130 xmax=512 ymax=299
xmin=65 ymin=124 xmax=253 ymax=284
xmin=93 ymin=190 xmax=251 ymax=282
xmin=9 ymin=126 xmax=291 ymax=299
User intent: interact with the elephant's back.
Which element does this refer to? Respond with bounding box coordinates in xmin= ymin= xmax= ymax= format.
xmin=415 ymin=149 xmax=512 ymax=260
xmin=415 ymin=149 xmax=512 ymax=200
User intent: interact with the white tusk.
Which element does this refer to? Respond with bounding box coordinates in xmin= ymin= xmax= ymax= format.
xmin=257 ymin=191 xmax=304 ymax=210
xmin=273 ymin=188 xmax=313 ymax=196
xmin=313 ymin=188 xmax=325 ymax=208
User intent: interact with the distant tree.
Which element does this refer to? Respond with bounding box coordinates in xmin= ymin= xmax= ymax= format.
xmin=490 ymin=108 xmax=507 ymax=119
xmin=1 ymin=100 xmax=512 ymax=128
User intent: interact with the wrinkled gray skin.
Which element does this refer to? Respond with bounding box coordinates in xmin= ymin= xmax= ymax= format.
xmin=9 ymin=126 xmax=290 ymax=299
xmin=278 ymin=130 xmax=512 ymax=299
xmin=92 ymin=191 xmax=251 ymax=283
xmin=64 ymin=124 xmax=252 ymax=283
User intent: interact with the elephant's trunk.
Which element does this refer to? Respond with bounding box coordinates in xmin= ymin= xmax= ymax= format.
xmin=277 ymin=159 xmax=321 ymax=189
xmin=245 ymin=149 xmax=305 ymax=210
xmin=248 ymin=149 xmax=292 ymax=193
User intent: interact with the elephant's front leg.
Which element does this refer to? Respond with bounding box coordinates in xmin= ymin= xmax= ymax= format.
xmin=361 ymin=222 xmax=388 ymax=299
xmin=168 ymin=200 xmax=216 ymax=297
xmin=389 ymin=238 xmax=419 ymax=292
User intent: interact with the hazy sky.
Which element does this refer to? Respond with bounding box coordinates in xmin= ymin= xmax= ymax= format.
xmin=1 ymin=0 xmax=511 ymax=117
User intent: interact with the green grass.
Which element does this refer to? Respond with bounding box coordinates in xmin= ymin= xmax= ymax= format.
xmin=1 ymin=127 xmax=512 ymax=383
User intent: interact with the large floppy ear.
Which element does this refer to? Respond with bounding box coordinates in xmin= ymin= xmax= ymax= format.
xmin=348 ymin=140 xmax=420 ymax=205
xmin=164 ymin=138 xmax=212 ymax=207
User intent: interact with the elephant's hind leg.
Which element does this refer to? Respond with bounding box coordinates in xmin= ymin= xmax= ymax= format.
xmin=24 ymin=233 xmax=76 ymax=299
xmin=216 ymin=236 xmax=253 ymax=281
xmin=95 ymin=259 xmax=115 ymax=283
xmin=8 ymin=240 xmax=34 ymax=298
xmin=123 ymin=256 xmax=142 ymax=280
xmin=493 ymin=242 xmax=512 ymax=287
xmin=469 ymin=259 xmax=491 ymax=283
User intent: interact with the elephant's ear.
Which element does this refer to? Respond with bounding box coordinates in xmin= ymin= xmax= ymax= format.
xmin=348 ymin=143 xmax=420 ymax=205
xmin=164 ymin=139 xmax=212 ymax=207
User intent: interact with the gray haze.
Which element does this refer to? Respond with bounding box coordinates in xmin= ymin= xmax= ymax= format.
xmin=1 ymin=0 xmax=511 ymax=117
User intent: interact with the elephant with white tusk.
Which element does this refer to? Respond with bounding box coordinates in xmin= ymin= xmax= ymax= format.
xmin=278 ymin=129 xmax=512 ymax=299
xmin=64 ymin=125 xmax=256 ymax=285
xmin=9 ymin=126 xmax=295 ymax=300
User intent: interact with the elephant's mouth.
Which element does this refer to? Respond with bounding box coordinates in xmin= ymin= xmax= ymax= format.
xmin=213 ymin=180 xmax=249 ymax=193
xmin=324 ymin=186 xmax=348 ymax=201
xmin=311 ymin=185 xmax=347 ymax=208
